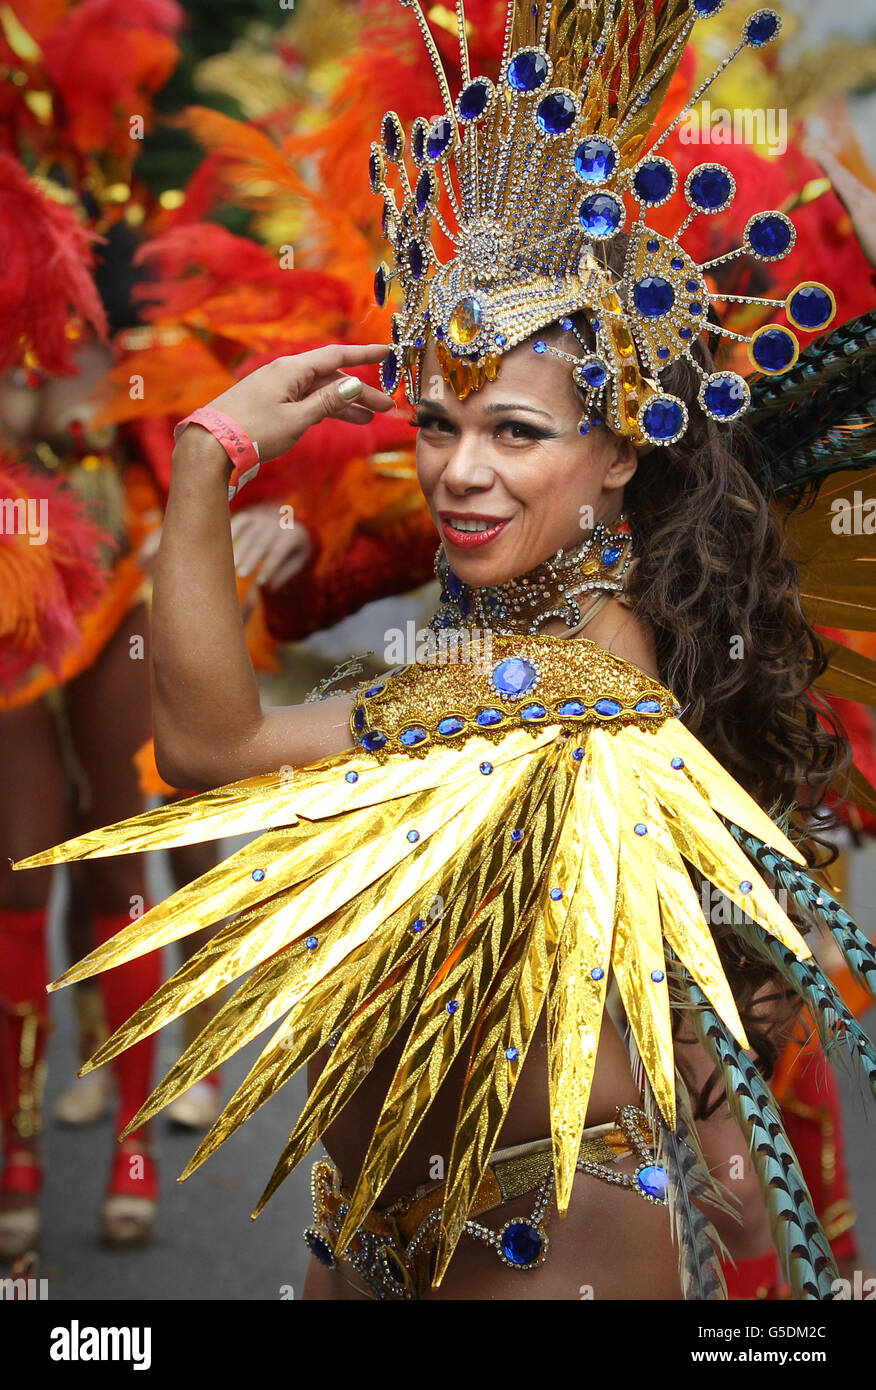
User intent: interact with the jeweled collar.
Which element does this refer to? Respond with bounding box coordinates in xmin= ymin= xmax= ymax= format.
xmin=428 ymin=516 xmax=634 ymax=636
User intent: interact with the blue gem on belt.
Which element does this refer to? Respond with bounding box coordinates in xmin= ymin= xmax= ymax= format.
xmin=635 ymin=1164 xmax=668 ymax=1203
xmin=499 ymin=1221 xmax=545 ymax=1267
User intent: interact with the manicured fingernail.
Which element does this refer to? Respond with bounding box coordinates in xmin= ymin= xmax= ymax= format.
xmin=338 ymin=375 xmax=364 ymax=401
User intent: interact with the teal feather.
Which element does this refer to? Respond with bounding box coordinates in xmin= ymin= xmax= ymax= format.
xmin=727 ymin=822 xmax=876 ymax=999
xmin=747 ymin=310 xmax=876 ymax=504
xmin=685 ymin=978 xmax=838 ymax=1301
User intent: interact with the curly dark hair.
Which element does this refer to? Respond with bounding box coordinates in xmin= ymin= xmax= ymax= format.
xmin=543 ymin=275 xmax=851 ymax=1114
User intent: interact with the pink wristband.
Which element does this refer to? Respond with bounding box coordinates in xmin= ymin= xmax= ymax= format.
xmin=173 ymin=406 xmax=261 ymax=500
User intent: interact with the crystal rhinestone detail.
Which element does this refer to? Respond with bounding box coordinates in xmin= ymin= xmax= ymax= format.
xmin=476 ymin=707 xmax=504 ymax=726
xmin=642 ymin=397 xmax=684 ymax=441
xmin=438 ymin=716 xmax=465 ymax=736
xmin=362 ymin=730 xmax=387 ymax=751
xmin=252 ymin=868 xmax=265 ymax=882
xmin=401 ymin=726 xmax=427 ymax=746
xmin=305 ymin=936 xmax=318 ymax=950
xmin=345 ymin=770 xmax=359 ymax=783
xmin=651 ymin=969 xmax=664 ymax=981
xmin=745 ymin=9 xmax=781 ymax=46
xmin=505 ymin=1047 xmax=519 ymax=1061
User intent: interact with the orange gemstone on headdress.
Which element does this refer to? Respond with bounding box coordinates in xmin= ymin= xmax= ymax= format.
xmin=448 ymin=296 xmax=484 ymax=347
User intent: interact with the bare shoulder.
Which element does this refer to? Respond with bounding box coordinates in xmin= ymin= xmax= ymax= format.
xmin=577 ymin=598 xmax=660 ymax=679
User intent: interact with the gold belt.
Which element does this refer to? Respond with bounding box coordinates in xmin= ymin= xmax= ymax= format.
xmin=304 ymin=1105 xmax=665 ymax=1299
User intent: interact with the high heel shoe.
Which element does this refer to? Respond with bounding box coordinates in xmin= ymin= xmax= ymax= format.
xmin=100 ymin=1139 xmax=158 ymax=1249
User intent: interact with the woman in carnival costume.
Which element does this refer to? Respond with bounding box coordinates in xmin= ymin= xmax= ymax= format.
xmin=14 ymin=0 xmax=876 ymax=1299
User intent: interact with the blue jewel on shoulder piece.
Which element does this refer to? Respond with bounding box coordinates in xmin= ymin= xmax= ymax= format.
xmin=499 ymin=1220 xmax=546 ymax=1268
xmin=492 ymin=657 xmax=538 ymax=698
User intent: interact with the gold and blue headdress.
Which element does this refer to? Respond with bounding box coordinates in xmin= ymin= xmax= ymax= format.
xmin=371 ymin=0 xmax=837 ymax=449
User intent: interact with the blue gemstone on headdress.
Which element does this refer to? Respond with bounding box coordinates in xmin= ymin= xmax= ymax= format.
xmin=636 ymin=1164 xmax=668 ymax=1201
xmin=634 ymin=276 xmax=675 ymax=318
xmin=533 ymin=339 xmax=547 ymax=353
xmin=579 ymin=358 xmax=608 ymax=387
xmin=537 ymin=90 xmax=577 ymax=135
xmin=560 ymin=317 xmax=573 ymax=330
xmin=689 ymin=302 xmax=703 ymax=315
xmin=693 ymin=0 xmax=724 ymax=13
xmin=657 ymin=347 xmax=670 ymax=359
xmin=688 ymin=165 xmax=733 ymax=210
xmin=505 ymin=1047 xmax=519 ymax=1061
xmin=305 ymin=936 xmax=318 ymax=950
xmin=415 ymin=169 xmax=433 ymax=212
xmin=686 ymin=280 xmax=699 ymax=293
xmin=412 ymin=123 xmax=426 ymax=162
xmin=501 ymin=1222 xmax=543 ymax=1266
xmin=412 ymin=918 xmax=426 ymax=933
xmin=409 ymin=241 xmax=424 ymax=279
xmin=480 ymin=761 xmax=493 ymax=775
xmin=752 ymin=326 xmax=797 ymax=372
xmin=560 ymin=699 xmax=587 ymax=716
xmin=362 ymin=730 xmax=387 ymax=750
xmin=651 ymin=968 xmax=664 ymax=981
xmin=401 ymin=726 xmax=427 ymax=746
xmin=521 ymin=703 xmax=547 ymax=720
xmin=744 ymin=9 xmax=781 ymax=46
xmin=364 ymin=684 xmax=384 ymax=698
xmin=573 ymin=137 xmax=617 ymax=183
xmin=747 ymin=212 xmax=793 ymax=258
xmin=634 ymin=823 xmax=648 ymax=836
xmin=549 ymin=888 xmax=562 ymax=900
xmin=438 ymin=716 xmax=464 ymax=736
xmin=579 ymin=193 xmax=623 ymax=239
xmin=252 ymin=868 xmax=265 ymax=882
xmin=345 ymin=770 xmax=359 ymax=783
xmin=304 ymin=1230 xmax=335 ymax=1266
xmin=382 ymin=115 xmax=399 ymax=159
xmin=704 ymin=373 xmax=748 ymax=420
xmin=579 ymin=422 xmax=591 ymax=435
xmin=369 ymin=150 xmax=381 ymax=192
xmin=635 ymin=699 xmax=662 ymax=713
xmin=642 ymin=397 xmax=684 ymax=440
xmin=495 ymin=332 xmax=507 ymax=347
xmin=739 ymin=880 xmax=753 ymax=894
xmin=601 ymin=544 xmax=622 ymax=566
xmin=671 ymin=257 xmax=684 ymax=270
xmin=671 ymin=756 xmax=685 ymax=769
xmin=647 ymin=240 xmax=660 ymax=253
xmin=426 ymin=116 xmax=453 ymax=160
xmin=511 ymin=828 xmax=524 ymax=841
xmin=493 ymin=658 xmax=537 ymax=697
xmin=633 ymin=159 xmax=674 ymax=204
xmin=507 ymin=49 xmax=549 ymax=92
xmin=572 ymin=747 xmax=584 ymax=760
xmin=446 ymin=1000 xmax=459 ymax=1014
xmin=381 ymin=350 xmax=399 ymax=391
xmin=679 ymin=327 xmax=693 ymax=340
xmin=406 ymin=829 xmax=419 ymax=843
xmin=788 ymin=284 xmax=833 ymax=330
xmin=459 ymin=79 xmax=490 ymax=121
xmin=353 ymin=706 xmax=366 ymax=731
xmin=477 ymin=708 xmax=505 ymax=726
xmin=374 ymin=264 xmax=388 ymax=306
xmin=591 ymin=967 xmax=605 ymax=981
xmin=594 ymin=698 xmax=622 ymax=717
